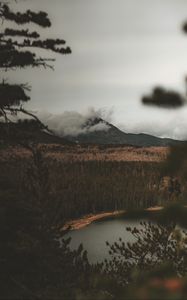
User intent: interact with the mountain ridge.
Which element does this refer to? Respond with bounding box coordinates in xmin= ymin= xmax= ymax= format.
xmin=65 ymin=117 xmax=184 ymax=147
xmin=0 ymin=118 xmax=183 ymax=147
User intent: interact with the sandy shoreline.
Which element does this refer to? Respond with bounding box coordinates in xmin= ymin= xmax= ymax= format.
xmin=62 ymin=206 xmax=163 ymax=231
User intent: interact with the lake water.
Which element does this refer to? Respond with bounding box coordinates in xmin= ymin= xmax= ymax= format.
xmin=65 ymin=216 xmax=143 ymax=263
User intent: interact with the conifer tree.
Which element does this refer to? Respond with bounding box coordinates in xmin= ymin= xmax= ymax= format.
xmin=0 ymin=0 xmax=71 ymax=126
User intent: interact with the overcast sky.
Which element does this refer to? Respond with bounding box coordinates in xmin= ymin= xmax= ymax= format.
xmin=6 ymin=0 xmax=187 ymax=139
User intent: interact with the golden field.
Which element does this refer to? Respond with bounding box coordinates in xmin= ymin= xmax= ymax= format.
xmin=0 ymin=144 xmax=169 ymax=162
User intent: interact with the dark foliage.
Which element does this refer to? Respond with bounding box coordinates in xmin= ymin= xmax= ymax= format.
xmin=0 ymin=47 xmax=41 ymax=69
xmin=1 ymin=151 xmax=179 ymax=224
xmin=4 ymin=28 xmax=40 ymax=39
xmin=0 ymin=4 xmax=51 ymax=27
xmin=142 ymin=87 xmax=185 ymax=108
xmin=162 ymin=143 xmax=187 ymax=178
xmin=0 ymin=149 xmax=93 ymax=300
xmin=104 ymin=222 xmax=187 ymax=285
xmin=183 ymin=21 xmax=187 ymax=34
xmin=0 ymin=82 xmax=30 ymax=107
xmin=1 ymin=147 xmax=187 ymax=299
xmin=0 ymin=2 xmax=94 ymax=299
xmin=0 ymin=0 xmax=71 ymax=128
xmin=1 ymin=1 xmax=187 ymax=299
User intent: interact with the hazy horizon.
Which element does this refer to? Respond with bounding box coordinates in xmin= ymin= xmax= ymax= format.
xmin=6 ymin=0 xmax=187 ymax=140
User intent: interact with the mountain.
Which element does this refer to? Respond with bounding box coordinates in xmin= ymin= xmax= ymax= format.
xmin=65 ymin=117 xmax=183 ymax=147
xmin=1 ymin=118 xmax=183 ymax=147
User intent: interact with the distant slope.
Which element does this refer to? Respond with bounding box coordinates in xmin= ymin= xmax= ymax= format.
xmin=25 ymin=129 xmax=73 ymax=145
xmin=65 ymin=117 xmax=183 ymax=147
xmin=0 ymin=122 xmax=73 ymax=145
xmin=0 ymin=118 xmax=183 ymax=147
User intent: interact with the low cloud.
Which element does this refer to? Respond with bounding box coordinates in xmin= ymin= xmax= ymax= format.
xmin=118 ymin=107 xmax=187 ymax=141
xmin=3 ymin=105 xmax=187 ymax=141
xmin=37 ymin=107 xmax=111 ymax=137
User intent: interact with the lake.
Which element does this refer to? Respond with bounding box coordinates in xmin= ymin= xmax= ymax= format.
xmin=65 ymin=216 xmax=143 ymax=263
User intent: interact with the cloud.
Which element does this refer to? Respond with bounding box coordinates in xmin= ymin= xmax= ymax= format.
xmin=3 ymin=104 xmax=187 ymax=142
xmin=118 ymin=106 xmax=187 ymax=141
xmin=37 ymin=107 xmax=111 ymax=137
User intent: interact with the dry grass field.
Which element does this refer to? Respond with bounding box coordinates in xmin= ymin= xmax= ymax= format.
xmin=0 ymin=144 xmax=169 ymax=162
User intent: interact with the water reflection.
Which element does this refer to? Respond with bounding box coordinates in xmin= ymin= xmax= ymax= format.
xmin=65 ymin=216 xmax=143 ymax=263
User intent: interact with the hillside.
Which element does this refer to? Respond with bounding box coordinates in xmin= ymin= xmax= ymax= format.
xmin=65 ymin=117 xmax=183 ymax=147
xmin=0 ymin=121 xmax=72 ymax=145
xmin=0 ymin=117 xmax=183 ymax=147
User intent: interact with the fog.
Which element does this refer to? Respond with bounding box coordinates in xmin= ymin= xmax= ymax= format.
xmin=5 ymin=0 xmax=187 ymax=139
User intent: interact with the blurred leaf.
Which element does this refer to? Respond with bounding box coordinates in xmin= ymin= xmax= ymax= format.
xmin=142 ymin=87 xmax=185 ymax=108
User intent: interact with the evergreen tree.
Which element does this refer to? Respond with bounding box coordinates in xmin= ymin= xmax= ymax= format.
xmin=0 ymin=0 xmax=71 ymax=126
xmin=0 ymin=2 xmax=92 ymax=300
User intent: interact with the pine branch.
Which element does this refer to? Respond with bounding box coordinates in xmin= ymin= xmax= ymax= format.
xmin=1 ymin=37 xmax=72 ymax=55
xmin=4 ymin=28 xmax=40 ymax=39
xmin=0 ymin=48 xmax=56 ymax=69
xmin=0 ymin=3 xmax=51 ymax=27
xmin=4 ymin=106 xmax=53 ymax=135
xmin=0 ymin=82 xmax=30 ymax=106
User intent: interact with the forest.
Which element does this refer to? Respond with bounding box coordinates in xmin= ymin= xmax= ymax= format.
xmin=1 ymin=1 xmax=187 ymax=300
xmin=1 ymin=143 xmax=186 ymax=299
xmin=0 ymin=143 xmax=180 ymax=222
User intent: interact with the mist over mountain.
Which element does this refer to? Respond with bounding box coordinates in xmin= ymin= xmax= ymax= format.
xmin=4 ymin=108 xmax=184 ymax=146
xmin=64 ymin=117 xmax=183 ymax=146
xmin=38 ymin=108 xmax=112 ymax=137
xmin=37 ymin=109 xmax=183 ymax=147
